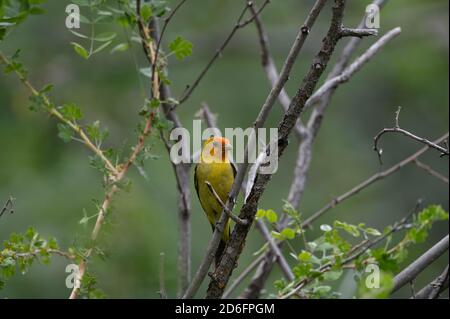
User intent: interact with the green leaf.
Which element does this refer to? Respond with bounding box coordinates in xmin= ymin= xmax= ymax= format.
xmin=365 ymin=227 xmax=381 ymax=236
xmin=57 ymin=123 xmax=73 ymax=143
xmin=168 ymin=36 xmax=193 ymax=60
xmin=69 ymin=30 xmax=89 ymax=39
xmin=71 ymin=42 xmax=89 ymax=59
xmin=323 ymin=269 xmax=343 ymax=281
xmin=271 ymin=231 xmax=284 ymax=241
xmin=255 ymin=209 xmax=266 ymax=220
xmin=298 ymin=250 xmax=312 ymax=262
xmin=59 ymin=103 xmax=82 ymax=121
xmin=281 ymin=227 xmax=296 ymax=240
xmin=358 ymin=271 xmax=394 ymax=299
xmin=265 ymin=209 xmax=278 ymax=223
xmin=141 ymin=4 xmax=153 ymax=22
xmin=334 ymin=220 xmax=360 ymax=237
xmin=110 ymin=42 xmax=130 ymax=54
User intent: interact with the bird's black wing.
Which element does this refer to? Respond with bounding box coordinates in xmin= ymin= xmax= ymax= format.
xmin=231 ymin=161 xmax=237 ymax=179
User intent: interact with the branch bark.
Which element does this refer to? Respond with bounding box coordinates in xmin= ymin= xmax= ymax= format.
xmin=241 ymin=0 xmax=391 ymax=299
xmin=148 ymin=17 xmax=192 ymax=297
xmin=414 ymin=265 xmax=449 ymax=299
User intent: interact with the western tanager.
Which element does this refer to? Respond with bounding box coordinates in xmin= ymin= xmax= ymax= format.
xmin=194 ymin=136 xmax=236 ymax=266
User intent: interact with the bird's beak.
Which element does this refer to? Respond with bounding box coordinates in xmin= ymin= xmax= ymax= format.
xmin=225 ymin=143 xmax=233 ymax=151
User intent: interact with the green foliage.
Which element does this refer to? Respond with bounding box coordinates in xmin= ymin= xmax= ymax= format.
xmin=271 ymin=204 xmax=448 ymax=299
xmin=358 ymin=271 xmax=394 ymax=299
xmin=0 ymin=227 xmax=67 ymax=290
xmin=169 ymin=36 xmax=193 ymax=60
xmin=79 ymin=272 xmax=106 ymax=299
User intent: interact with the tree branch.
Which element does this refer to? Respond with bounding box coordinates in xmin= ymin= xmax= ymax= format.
xmin=205 ymin=181 xmax=248 ymax=226
xmin=305 ymin=27 xmax=401 ymax=110
xmin=414 ymin=160 xmax=449 ymax=184
xmin=393 ymin=235 xmax=449 ymax=293
xmin=250 ymin=3 xmax=306 ymax=139
xmin=0 ymin=52 xmax=119 ymax=178
xmin=414 ymin=265 xmax=449 ymax=299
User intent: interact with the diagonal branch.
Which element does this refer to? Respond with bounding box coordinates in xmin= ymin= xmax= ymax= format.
xmin=205 ymin=181 xmax=248 ymax=226
xmin=148 ymin=17 xmax=192 ymax=297
xmin=250 ymin=3 xmax=306 ymax=139
xmin=393 ymin=235 xmax=449 ymax=293
xmin=305 ymin=27 xmax=401 ymax=110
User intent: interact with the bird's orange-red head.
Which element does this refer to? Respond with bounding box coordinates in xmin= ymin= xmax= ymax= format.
xmin=201 ymin=136 xmax=232 ymax=163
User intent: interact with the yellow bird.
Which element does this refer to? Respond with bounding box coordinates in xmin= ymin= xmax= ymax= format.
xmin=194 ymin=136 xmax=236 ymax=266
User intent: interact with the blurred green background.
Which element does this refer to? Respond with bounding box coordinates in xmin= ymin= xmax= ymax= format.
xmin=0 ymin=0 xmax=448 ymax=298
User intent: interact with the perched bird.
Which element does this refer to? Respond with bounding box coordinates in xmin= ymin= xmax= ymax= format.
xmin=194 ymin=136 xmax=236 ymax=267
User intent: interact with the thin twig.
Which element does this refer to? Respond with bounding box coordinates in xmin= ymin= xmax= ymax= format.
xmin=150 ymin=0 xmax=188 ymax=92
xmin=302 ymin=133 xmax=449 ymax=228
xmin=255 ymin=220 xmax=294 ymax=281
xmin=0 ymin=196 xmax=15 ymax=219
xmin=305 ymin=27 xmax=401 ymax=110
xmin=148 ymin=16 xmax=192 ymax=297
xmin=183 ymin=0 xmax=329 ymax=300
xmin=414 ymin=160 xmax=449 ymax=184
xmin=0 ymin=52 xmax=119 ymax=178
xmin=393 ymin=235 xmax=449 ymax=293
xmin=374 ymin=108 xmax=449 ymax=164
xmin=206 ymin=0 xmax=347 ymax=299
xmin=158 ymin=252 xmax=168 ymax=299
xmin=205 ymin=181 xmax=248 ymax=226
xmin=339 ymin=27 xmax=378 ymax=38
xmin=250 ymin=3 xmax=306 ymax=139
xmin=177 ymin=0 xmax=270 ymax=106
xmin=414 ymin=265 xmax=449 ymax=299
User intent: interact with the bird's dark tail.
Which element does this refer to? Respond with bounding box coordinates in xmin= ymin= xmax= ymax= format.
xmin=215 ymin=239 xmax=227 ymax=267
xmin=212 ymin=220 xmax=231 ymax=267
